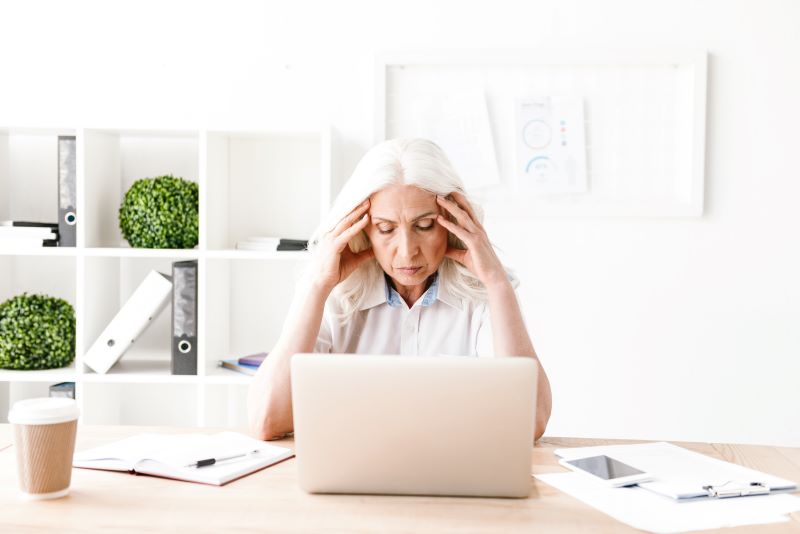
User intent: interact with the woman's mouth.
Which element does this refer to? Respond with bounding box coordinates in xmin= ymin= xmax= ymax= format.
xmin=396 ymin=266 xmax=422 ymax=275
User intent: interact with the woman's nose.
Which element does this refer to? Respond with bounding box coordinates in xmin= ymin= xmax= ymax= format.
xmin=397 ymin=229 xmax=419 ymax=259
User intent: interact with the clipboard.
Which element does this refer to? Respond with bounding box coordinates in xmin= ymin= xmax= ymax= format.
xmin=554 ymin=442 xmax=797 ymax=501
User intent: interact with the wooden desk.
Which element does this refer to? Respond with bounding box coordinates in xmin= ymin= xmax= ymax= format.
xmin=1 ymin=424 xmax=799 ymax=533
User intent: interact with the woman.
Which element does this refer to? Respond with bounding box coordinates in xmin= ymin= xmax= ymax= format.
xmin=248 ymin=138 xmax=552 ymax=441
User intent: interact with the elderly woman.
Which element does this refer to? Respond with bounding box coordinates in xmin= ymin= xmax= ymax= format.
xmin=248 ymin=138 xmax=552 ymax=441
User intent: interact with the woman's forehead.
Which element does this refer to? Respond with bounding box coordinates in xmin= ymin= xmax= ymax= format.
xmin=369 ymin=184 xmax=437 ymax=212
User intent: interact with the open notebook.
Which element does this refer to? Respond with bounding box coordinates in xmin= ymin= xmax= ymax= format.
xmin=73 ymin=431 xmax=293 ymax=486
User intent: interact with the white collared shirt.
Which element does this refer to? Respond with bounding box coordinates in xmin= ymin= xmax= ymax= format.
xmin=314 ymin=272 xmax=497 ymax=357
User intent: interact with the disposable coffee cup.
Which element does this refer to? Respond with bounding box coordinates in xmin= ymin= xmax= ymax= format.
xmin=8 ymin=397 xmax=80 ymax=500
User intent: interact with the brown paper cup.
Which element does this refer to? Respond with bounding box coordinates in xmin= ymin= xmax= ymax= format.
xmin=8 ymin=397 xmax=80 ymax=500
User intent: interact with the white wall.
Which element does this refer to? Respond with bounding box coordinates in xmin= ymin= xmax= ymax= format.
xmin=0 ymin=0 xmax=798 ymax=446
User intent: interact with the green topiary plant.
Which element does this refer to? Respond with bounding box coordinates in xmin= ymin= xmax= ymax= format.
xmin=0 ymin=293 xmax=76 ymax=370
xmin=118 ymin=174 xmax=199 ymax=249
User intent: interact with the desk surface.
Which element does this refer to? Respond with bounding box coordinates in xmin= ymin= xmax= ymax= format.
xmin=1 ymin=424 xmax=799 ymax=533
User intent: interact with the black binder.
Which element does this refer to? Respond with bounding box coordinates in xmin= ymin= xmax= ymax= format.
xmin=171 ymin=260 xmax=198 ymax=375
xmin=57 ymin=136 xmax=77 ymax=247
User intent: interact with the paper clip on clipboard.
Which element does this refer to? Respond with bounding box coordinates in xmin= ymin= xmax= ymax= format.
xmin=702 ymin=481 xmax=770 ymax=498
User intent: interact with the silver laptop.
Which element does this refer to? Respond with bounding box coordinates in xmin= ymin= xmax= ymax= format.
xmin=291 ymin=354 xmax=538 ymax=498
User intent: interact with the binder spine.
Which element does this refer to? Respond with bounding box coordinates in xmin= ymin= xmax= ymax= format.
xmin=57 ymin=136 xmax=77 ymax=247
xmin=171 ymin=260 xmax=198 ymax=375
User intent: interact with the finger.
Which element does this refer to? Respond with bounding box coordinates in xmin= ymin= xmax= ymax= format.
xmin=331 ymin=199 xmax=370 ymax=237
xmin=334 ymin=212 xmax=369 ymax=251
xmin=436 ymin=196 xmax=478 ymax=233
xmin=444 ymin=246 xmax=468 ymax=265
xmin=450 ymin=191 xmax=482 ymax=229
xmin=436 ymin=214 xmax=472 ymax=244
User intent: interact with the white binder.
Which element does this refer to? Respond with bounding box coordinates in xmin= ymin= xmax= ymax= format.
xmin=84 ymin=270 xmax=173 ymax=374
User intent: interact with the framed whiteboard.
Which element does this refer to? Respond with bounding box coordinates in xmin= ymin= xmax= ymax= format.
xmin=375 ymin=49 xmax=707 ymax=217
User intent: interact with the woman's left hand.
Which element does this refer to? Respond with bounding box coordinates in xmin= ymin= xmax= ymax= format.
xmin=436 ymin=192 xmax=508 ymax=289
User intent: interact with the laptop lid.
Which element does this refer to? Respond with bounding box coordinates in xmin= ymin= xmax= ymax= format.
xmin=291 ymin=354 xmax=537 ymax=498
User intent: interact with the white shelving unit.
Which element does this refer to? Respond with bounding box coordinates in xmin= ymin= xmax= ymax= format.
xmin=0 ymin=126 xmax=332 ymax=428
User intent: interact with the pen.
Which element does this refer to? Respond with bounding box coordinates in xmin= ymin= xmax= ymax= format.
xmin=185 ymin=449 xmax=261 ymax=468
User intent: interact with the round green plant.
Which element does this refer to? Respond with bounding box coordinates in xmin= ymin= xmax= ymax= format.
xmin=118 ymin=174 xmax=199 ymax=249
xmin=0 ymin=294 xmax=76 ymax=370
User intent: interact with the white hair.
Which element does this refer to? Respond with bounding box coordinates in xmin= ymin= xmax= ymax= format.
xmin=308 ymin=138 xmax=506 ymax=321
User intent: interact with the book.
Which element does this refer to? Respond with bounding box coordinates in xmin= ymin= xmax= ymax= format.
xmin=0 ymin=236 xmax=59 ymax=248
xmin=0 ymin=221 xmax=59 ymax=229
xmin=49 ymin=381 xmax=76 ymax=399
xmin=235 ymin=237 xmax=309 ymax=251
xmin=218 ymin=359 xmax=260 ymax=376
xmin=73 ymin=431 xmax=293 ymax=486
xmin=236 ymin=236 xmax=280 ymax=251
xmin=238 ymin=352 xmax=268 ymax=366
xmin=0 ymin=227 xmax=58 ymax=239
xmin=84 ymin=270 xmax=173 ymax=374
xmin=277 ymin=238 xmax=308 ymax=251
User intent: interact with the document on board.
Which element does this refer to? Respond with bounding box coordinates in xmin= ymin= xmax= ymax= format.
xmin=515 ymin=97 xmax=588 ymax=194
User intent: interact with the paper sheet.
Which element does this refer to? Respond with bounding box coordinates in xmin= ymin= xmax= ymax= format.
xmin=554 ymin=442 xmax=797 ymax=500
xmin=409 ymin=90 xmax=500 ymax=190
xmin=515 ymin=97 xmax=588 ymax=194
xmin=536 ymin=472 xmax=800 ymax=534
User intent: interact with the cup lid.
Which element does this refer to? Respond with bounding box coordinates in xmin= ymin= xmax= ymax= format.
xmin=8 ymin=397 xmax=80 ymax=425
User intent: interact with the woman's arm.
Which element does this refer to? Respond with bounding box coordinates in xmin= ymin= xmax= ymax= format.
xmin=247 ymin=199 xmax=374 ymax=440
xmin=436 ymin=192 xmax=552 ymax=442
xmin=484 ymin=279 xmax=552 ymax=442
xmin=247 ymin=281 xmax=330 ymax=440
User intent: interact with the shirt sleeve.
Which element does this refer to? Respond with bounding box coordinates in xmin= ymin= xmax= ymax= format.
xmin=475 ymin=303 xmax=494 ymax=358
xmin=313 ymin=304 xmax=334 ymax=354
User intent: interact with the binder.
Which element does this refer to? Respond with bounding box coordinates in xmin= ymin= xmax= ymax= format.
xmin=554 ymin=442 xmax=797 ymax=501
xmin=57 ymin=136 xmax=77 ymax=247
xmin=171 ymin=260 xmax=198 ymax=375
xmin=84 ymin=270 xmax=173 ymax=374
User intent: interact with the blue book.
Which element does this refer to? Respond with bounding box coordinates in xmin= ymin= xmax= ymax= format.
xmin=218 ymin=359 xmax=259 ymax=376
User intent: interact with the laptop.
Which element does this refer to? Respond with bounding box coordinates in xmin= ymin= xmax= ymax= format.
xmin=290 ymin=354 xmax=538 ymax=498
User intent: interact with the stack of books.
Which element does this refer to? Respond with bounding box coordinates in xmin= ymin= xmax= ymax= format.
xmin=0 ymin=221 xmax=59 ymax=249
xmin=218 ymin=352 xmax=268 ymax=376
xmin=235 ymin=237 xmax=308 ymax=251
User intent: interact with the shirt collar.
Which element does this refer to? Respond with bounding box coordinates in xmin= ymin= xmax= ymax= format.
xmin=358 ymin=270 xmax=463 ymax=311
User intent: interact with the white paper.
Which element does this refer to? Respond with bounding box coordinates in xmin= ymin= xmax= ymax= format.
xmin=409 ymin=90 xmax=500 ymax=190
xmin=536 ymin=472 xmax=800 ymax=534
xmin=554 ymin=442 xmax=797 ymax=500
xmin=515 ymin=97 xmax=587 ymax=194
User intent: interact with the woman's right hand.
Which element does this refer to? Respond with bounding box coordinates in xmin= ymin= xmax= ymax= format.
xmin=310 ymin=198 xmax=375 ymax=293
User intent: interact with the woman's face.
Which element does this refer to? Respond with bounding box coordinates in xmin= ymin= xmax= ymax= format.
xmin=365 ymin=184 xmax=448 ymax=289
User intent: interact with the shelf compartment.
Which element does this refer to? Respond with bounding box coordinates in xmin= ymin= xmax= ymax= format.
xmin=81 ymin=255 xmax=196 ymax=376
xmin=0 ymin=127 xmax=75 ymax=227
xmin=203 ymin=129 xmax=331 ymax=250
xmin=81 ymin=382 xmax=199 ymax=426
xmin=83 ymin=128 xmax=200 ymax=249
xmin=204 ymin=258 xmax=306 ymax=377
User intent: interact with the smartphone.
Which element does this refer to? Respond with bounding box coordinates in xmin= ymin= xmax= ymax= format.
xmin=558 ymin=455 xmax=652 ymax=487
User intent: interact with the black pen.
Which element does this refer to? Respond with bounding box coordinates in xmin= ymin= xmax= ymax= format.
xmin=185 ymin=449 xmax=261 ymax=468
